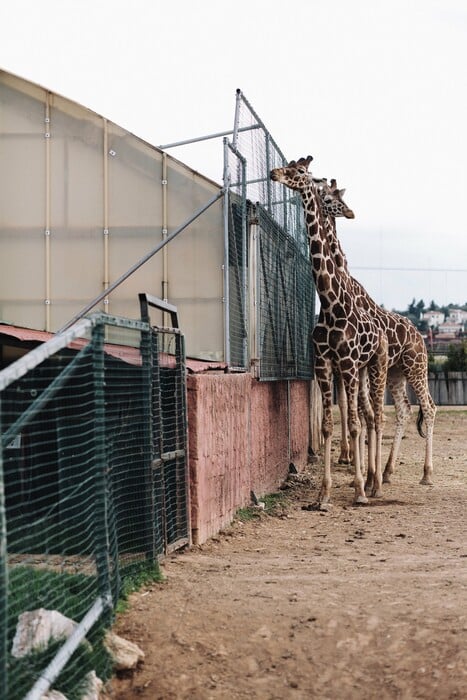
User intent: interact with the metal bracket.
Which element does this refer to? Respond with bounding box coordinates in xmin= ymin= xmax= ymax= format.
xmin=139 ymin=292 xmax=179 ymax=329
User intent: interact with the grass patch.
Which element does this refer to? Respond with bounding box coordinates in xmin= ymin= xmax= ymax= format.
xmin=8 ymin=567 xmax=93 ymax=643
xmin=236 ymin=491 xmax=290 ymax=522
xmin=116 ymin=561 xmax=164 ymax=613
xmin=8 ymin=636 xmax=114 ymax=700
xmin=7 ymin=567 xmax=114 ymax=700
xmin=6 ymin=558 xmax=162 ymax=696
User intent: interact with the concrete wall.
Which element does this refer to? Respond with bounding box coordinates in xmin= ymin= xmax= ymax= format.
xmin=187 ymin=373 xmax=310 ymax=544
xmin=385 ymin=372 xmax=467 ymax=406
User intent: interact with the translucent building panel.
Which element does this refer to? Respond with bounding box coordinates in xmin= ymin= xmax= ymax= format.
xmin=0 ymin=71 xmax=226 ymax=359
xmin=0 ymin=73 xmax=47 ymax=327
xmin=49 ymin=94 xmax=104 ymax=227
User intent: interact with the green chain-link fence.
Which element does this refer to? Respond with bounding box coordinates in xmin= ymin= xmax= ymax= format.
xmin=225 ymin=91 xmax=315 ymax=378
xmin=0 ymin=312 xmax=188 ymax=699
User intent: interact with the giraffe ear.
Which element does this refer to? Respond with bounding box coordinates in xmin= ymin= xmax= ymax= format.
xmin=339 ymin=188 xmax=346 ymax=197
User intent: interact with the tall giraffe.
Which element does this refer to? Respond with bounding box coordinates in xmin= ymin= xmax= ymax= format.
xmin=316 ymin=178 xmax=436 ymax=487
xmin=270 ymin=156 xmax=389 ymax=506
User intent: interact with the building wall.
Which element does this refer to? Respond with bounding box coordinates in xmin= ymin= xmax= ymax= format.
xmin=0 ymin=70 xmax=225 ymax=360
xmin=187 ymin=373 xmax=311 ymax=544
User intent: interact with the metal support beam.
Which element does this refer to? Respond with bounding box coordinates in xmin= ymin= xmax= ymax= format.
xmin=159 ymin=124 xmax=260 ymax=150
xmin=57 ymin=190 xmax=224 ymax=333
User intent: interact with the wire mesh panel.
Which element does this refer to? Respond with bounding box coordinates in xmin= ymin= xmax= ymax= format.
xmin=0 ymin=313 xmax=189 ymax=699
xmin=256 ymin=205 xmax=315 ymax=380
xmin=151 ymin=330 xmax=189 ymax=555
xmin=229 ymin=90 xmax=309 ymax=256
xmin=225 ymin=91 xmax=315 ymax=378
xmin=226 ymin=143 xmax=249 ymax=369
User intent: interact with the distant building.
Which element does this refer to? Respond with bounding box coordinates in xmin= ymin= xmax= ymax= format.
xmin=447 ymin=309 xmax=467 ymax=326
xmin=437 ymin=322 xmax=462 ymax=339
xmin=421 ymin=310 xmax=445 ymax=327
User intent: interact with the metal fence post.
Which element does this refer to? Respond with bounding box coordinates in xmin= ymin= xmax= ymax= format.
xmin=0 ymin=400 xmax=8 ymax=700
xmin=92 ymin=321 xmax=113 ymax=608
xmin=140 ymin=323 xmax=157 ymax=561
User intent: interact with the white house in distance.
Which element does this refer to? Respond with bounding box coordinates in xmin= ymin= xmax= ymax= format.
xmin=421 ymin=310 xmax=445 ymax=327
xmin=421 ymin=309 xmax=466 ymax=340
xmin=447 ymin=309 xmax=467 ymax=325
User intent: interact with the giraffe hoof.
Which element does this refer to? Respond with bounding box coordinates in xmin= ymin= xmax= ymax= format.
xmin=383 ymin=476 xmax=392 ymax=484
xmin=353 ymin=495 xmax=368 ymax=506
xmin=302 ymin=501 xmax=331 ymax=512
xmin=419 ymin=477 xmax=434 ymax=486
xmin=371 ymin=489 xmax=383 ymax=498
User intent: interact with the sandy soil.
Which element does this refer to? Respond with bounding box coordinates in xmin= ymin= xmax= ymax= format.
xmin=109 ymin=407 xmax=467 ymax=699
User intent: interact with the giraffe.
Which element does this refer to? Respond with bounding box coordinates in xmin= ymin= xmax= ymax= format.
xmin=315 ymin=178 xmax=436 ymax=488
xmin=311 ymin=177 xmax=372 ymax=470
xmin=270 ymin=156 xmax=389 ymax=506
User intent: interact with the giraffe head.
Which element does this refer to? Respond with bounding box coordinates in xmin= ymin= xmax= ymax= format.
xmin=314 ymin=177 xmax=355 ymax=219
xmin=270 ymin=156 xmax=314 ymax=190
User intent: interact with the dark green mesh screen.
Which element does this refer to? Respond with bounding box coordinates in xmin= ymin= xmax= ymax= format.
xmin=0 ymin=314 xmax=188 ymax=698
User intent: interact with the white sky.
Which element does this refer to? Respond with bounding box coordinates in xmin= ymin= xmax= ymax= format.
xmin=1 ymin=0 xmax=466 ymax=312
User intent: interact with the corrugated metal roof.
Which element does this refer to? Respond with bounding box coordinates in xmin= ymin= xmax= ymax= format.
xmin=0 ymin=324 xmax=227 ymax=373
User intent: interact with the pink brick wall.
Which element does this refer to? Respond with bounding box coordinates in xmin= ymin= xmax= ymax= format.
xmin=187 ymin=374 xmax=310 ymax=544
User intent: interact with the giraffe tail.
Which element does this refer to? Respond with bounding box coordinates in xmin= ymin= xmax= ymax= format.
xmin=416 ymin=406 xmax=426 ymax=438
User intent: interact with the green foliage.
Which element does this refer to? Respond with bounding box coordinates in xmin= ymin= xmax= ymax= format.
xmin=236 ymin=491 xmax=289 ymax=522
xmin=8 ymin=567 xmax=94 ymax=644
xmin=7 ymin=560 xmax=162 ymax=696
xmin=443 ymin=341 xmax=467 ymax=372
xmin=116 ymin=562 xmax=163 ymax=613
xmin=8 ymin=636 xmax=113 ymax=700
xmin=428 ymin=352 xmax=440 ymax=374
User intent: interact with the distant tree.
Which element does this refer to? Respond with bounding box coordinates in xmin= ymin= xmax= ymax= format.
xmin=429 ymin=300 xmax=439 ymax=311
xmin=402 ymin=298 xmax=426 ymax=329
xmin=443 ymin=341 xmax=467 ymax=372
xmin=407 ymin=298 xmax=417 ymax=316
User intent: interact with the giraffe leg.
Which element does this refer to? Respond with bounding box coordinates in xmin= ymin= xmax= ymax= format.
xmin=383 ymin=370 xmax=412 ymax=483
xmin=336 ymin=375 xmax=351 ymax=464
xmin=357 ymin=368 xmax=375 ymax=494
xmin=343 ymin=374 xmax=367 ymax=505
xmin=368 ymin=337 xmax=389 ymax=498
xmin=405 ymin=358 xmax=436 ymax=485
xmin=416 ymin=390 xmax=436 ymax=485
xmin=315 ymin=358 xmax=334 ymax=505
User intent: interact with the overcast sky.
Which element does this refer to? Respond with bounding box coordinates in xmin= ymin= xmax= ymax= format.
xmin=1 ymin=0 xmax=466 ymax=312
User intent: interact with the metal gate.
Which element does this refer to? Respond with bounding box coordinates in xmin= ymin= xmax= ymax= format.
xmin=139 ymin=294 xmax=189 ymax=556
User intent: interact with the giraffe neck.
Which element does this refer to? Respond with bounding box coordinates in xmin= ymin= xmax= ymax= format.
xmin=300 ymin=184 xmax=349 ymax=314
xmin=323 ymin=212 xmax=349 ymax=275
xmin=322 ymin=210 xmax=379 ymax=314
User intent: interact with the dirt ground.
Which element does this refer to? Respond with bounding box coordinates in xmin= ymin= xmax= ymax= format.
xmin=109 ymin=407 xmax=467 ymax=700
